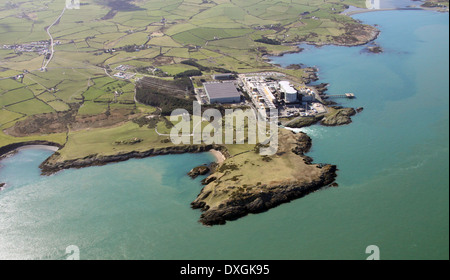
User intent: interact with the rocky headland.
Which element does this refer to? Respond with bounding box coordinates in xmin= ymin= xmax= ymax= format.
xmin=321 ymin=107 xmax=357 ymax=126
xmin=192 ymin=164 xmax=336 ymax=226
xmin=284 ymin=106 xmax=363 ymax=129
xmin=191 ymin=130 xmax=337 ymax=226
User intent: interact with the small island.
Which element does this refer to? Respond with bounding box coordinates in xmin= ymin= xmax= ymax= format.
xmin=188 ymin=165 xmax=211 ymax=179
xmin=366 ymin=44 xmax=384 ymax=54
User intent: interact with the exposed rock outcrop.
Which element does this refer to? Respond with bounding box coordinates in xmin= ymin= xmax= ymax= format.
xmin=365 ymin=42 xmax=384 ymax=54
xmin=285 ymin=115 xmax=324 ymax=128
xmin=321 ymin=107 xmax=357 ymax=126
xmin=201 ymin=175 xmax=217 ymax=185
xmin=367 ymin=46 xmax=383 ymax=53
xmin=291 ymin=132 xmax=313 ymax=155
xmin=313 ymin=83 xmax=330 ymax=95
xmin=188 ymin=165 xmax=210 ymax=179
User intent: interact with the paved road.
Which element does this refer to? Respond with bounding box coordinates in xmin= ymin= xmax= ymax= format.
xmin=42 ymin=8 xmax=66 ymax=70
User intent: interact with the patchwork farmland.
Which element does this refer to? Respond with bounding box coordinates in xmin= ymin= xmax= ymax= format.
xmin=0 ymin=0 xmax=369 ymax=149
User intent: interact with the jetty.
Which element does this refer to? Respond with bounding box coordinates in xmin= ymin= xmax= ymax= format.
xmin=323 ymin=93 xmax=355 ymax=99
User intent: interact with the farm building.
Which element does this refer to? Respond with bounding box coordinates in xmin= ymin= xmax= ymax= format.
xmin=204 ymin=82 xmax=241 ymax=104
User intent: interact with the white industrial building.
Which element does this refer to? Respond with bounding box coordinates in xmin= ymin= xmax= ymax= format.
xmin=279 ymin=81 xmax=298 ymax=103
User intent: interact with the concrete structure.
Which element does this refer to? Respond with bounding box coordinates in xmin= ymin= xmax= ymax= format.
xmin=263 ymin=86 xmax=276 ymax=103
xmin=257 ymin=86 xmax=276 ymax=110
xmin=322 ymin=93 xmax=356 ymax=99
xmin=299 ymin=88 xmax=313 ymax=102
xmin=213 ymin=73 xmax=235 ymax=80
xmin=204 ymin=82 xmax=241 ymax=104
xmin=301 ymin=93 xmax=314 ymax=102
xmin=279 ymin=81 xmax=298 ymax=103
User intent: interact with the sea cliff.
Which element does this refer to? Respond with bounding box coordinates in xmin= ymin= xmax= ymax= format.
xmin=191 ymin=130 xmax=337 ymax=226
xmin=39 ymin=144 xmax=228 ymax=176
xmin=192 ymin=165 xmax=336 ymax=226
xmin=1 ymin=129 xmax=338 ymax=226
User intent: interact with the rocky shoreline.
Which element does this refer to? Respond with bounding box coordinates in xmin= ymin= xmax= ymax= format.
xmin=191 ymin=131 xmax=337 ymax=226
xmin=192 ymin=165 xmax=337 ymax=226
xmin=1 ymin=131 xmax=337 ymax=226
xmin=0 ymin=141 xmax=63 ymax=159
xmin=39 ymin=144 xmax=228 ymax=176
xmin=284 ymin=106 xmax=364 ymax=129
xmin=321 ymin=107 xmax=358 ymax=126
xmin=268 ymin=23 xmax=380 ymax=59
xmin=263 ymin=19 xmax=381 ymax=90
xmin=265 ymin=22 xmax=378 ymax=127
xmin=364 ymin=41 xmax=384 ymax=54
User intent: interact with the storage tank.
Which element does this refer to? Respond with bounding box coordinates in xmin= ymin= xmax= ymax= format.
xmin=279 ymin=81 xmax=298 ymax=103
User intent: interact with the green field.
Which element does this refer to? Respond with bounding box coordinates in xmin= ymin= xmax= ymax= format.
xmin=57 ymin=121 xmax=169 ymax=161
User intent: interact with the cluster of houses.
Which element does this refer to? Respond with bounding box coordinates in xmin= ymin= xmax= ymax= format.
xmin=2 ymin=41 xmax=58 ymax=55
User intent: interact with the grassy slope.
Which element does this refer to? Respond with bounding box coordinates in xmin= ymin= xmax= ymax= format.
xmin=195 ymin=129 xmax=323 ymax=210
xmin=57 ymin=121 xmax=167 ymax=161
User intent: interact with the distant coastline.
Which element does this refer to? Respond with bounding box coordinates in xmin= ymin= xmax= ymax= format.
xmin=344 ymin=7 xmax=424 ymax=16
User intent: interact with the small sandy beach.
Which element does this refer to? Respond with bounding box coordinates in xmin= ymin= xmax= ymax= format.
xmin=17 ymin=145 xmax=60 ymax=152
xmin=210 ymin=149 xmax=226 ymax=164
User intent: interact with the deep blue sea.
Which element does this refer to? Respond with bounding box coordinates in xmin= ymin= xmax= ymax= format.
xmin=0 ymin=10 xmax=448 ymax=260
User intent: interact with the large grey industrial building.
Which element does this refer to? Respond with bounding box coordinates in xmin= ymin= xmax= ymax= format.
xmin=204 ymin=82 xmax=241 ymax=104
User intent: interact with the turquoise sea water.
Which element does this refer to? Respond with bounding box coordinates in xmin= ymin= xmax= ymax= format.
xmin=0 ymin=10 xmax=448 ymax=260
